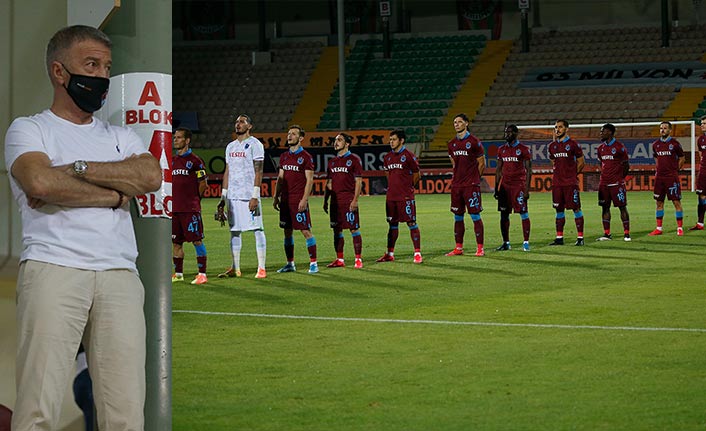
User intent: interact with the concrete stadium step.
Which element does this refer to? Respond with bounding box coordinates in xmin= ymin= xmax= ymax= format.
xmin=291 ymin=46 xmax=343 ymax=131
xmin=430 ymin=40 xmax=513 ymax=150
xmin=419 ymin=150 xmax=452 ymax=169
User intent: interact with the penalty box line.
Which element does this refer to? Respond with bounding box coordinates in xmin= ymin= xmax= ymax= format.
xmin=173 ymin=310 xmax=706 ymax=334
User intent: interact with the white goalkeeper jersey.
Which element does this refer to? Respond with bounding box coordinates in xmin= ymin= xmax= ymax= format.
xmin=225 ymin=135 xmax=264 ymax=201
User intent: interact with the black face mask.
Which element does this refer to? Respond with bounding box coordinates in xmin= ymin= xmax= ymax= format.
xmin=61 ymin=64 xmax=110 ymax=113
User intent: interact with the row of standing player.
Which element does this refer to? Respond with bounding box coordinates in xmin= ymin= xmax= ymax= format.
xmin=171 ymin=115 xmax=419 ymax=283
xmin=448 ymin=115 xmax=706 ymax=254
xmin=171 ymin=114 xmax=706 ymax=284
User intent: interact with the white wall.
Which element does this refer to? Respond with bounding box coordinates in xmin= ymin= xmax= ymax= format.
xmin=1 ymin=0 xmax=74 ymax=420
xmin=0 ymin=0 xmax=12 ymax=272
xmin=1 ymin=1 xmax=63 ymax=275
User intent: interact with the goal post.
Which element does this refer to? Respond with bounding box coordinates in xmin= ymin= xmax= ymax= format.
xmin=517 ymin=121 xmax=698 ymax=192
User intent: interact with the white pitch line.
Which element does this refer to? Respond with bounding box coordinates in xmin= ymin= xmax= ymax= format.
xmin=172 ymin=310 xmax=706 ymax=334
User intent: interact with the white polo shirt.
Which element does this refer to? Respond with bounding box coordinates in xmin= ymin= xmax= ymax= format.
xmin=4 ymin=109 xmax=148 ymax=272
xmin=225 ymin=135 xmax=264 ymax=201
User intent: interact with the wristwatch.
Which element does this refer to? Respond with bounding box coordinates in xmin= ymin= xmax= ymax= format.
xmin=73 ymin=160 xmax=88 ymax=176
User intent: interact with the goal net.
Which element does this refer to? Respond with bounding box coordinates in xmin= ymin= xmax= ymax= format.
xmin=517 ymin=121 xmax=698 ymax=192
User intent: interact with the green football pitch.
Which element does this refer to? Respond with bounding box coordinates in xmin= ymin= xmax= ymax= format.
xmin=172 ymin=191 xmax=705 ymax=431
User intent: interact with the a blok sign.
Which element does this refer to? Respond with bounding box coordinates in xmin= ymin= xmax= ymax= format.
xmin=97 ymin=73 xmax=173 ymax=218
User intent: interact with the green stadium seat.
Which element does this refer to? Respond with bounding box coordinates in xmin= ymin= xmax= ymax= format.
xmin=369 ymin=119 xmax=383 ymax=128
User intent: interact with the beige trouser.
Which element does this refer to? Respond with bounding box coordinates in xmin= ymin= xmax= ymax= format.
xmin=12 ymin=260 xmax=146 ymax=431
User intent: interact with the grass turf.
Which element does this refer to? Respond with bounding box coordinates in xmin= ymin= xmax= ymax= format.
xmin=172 ymin=191 xmax=706 ymax=430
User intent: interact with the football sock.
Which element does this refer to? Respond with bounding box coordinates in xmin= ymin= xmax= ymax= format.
xmin=173 ymin=257 xmax=183 ymax=274
xmin=520 ymin=212 xmax=531 ymax=242
xmin=352 ymin=231 xmax=362 ymax=256
xmin=574 ymin=210 xmax=584 ymax=237
xmin=231 ymin=233 xmax=242 ymax=270
xmin=656 ymin=209 xmax=664 ymax=228
xmin=306 ymin=237 xmax=317 ymax=262
xmin=196 ymin=256 xmax=207 ymax=274
xmin=408 ymin=223 xmax=421 ymax=251
xmin=500 ymin=212 xmax=510 ymax=242
xmin=387 ymin=223 xmax=399 ymax=251
xmin=194 ymin=243 xmax=207 ymax=273
xmin=254 ymin=229 xmax=266 ymax=268
xmin=333 ymin=229 xmax=344 ymax=254
xmin=471 ymin=213 xmax=484 ymax=245
xmin=284 ymin=235 xmax=294 ymax=262
xmin=602 ymin=218 xmax=611 ymax=234
xmin=698 ymin=198 xmax=706 ymax=223
xmin=555 ymin=211 xmax=565 ymax=237
xmin=453 ymin=214 xmax=465 ymax=246
xmin=675 ymin=210 xmax=683 ymax=228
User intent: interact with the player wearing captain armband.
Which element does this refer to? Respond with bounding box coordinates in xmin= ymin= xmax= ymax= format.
xmin=171 ymin=127 xmax=210 ymax=285
xmin=217 ymin=114 xmax=267 ymax=279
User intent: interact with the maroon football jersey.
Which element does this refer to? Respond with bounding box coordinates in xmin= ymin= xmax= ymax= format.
xmin=652 ymin=137 xmax=684 ymax=178
xmin=448 ymin=132 xmax=484 ymax=187
xmin=497 ymin=141 xmax=531 ymax=186
xmin=597 ymin=139 xmax=629 ymax=186
xmin=327 ymin=151 xmax=362 ymax=201
xmin=172 ymin=150 xmax=206 ymax=212
xmin=383 ymin=146 xmax=419 ymax=202
xmin=279 ymin=146 xmax=315 ymax=202
xmin=549 ymin=136 xmax=583 ymax=187
xmin=699 ymin=135 xmax=706 ymax=173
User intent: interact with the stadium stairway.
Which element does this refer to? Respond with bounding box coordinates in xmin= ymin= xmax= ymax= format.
xmin=290 ymin=46 xmax=342 ymax=131
xmin=662 ymin=87 xmax=706 ymax=124
xmin=428 ymin=39 xmax=513 ymax=151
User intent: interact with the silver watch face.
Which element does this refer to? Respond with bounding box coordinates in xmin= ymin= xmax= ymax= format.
xmin=74 ymin=160 xmax=88 ymax=176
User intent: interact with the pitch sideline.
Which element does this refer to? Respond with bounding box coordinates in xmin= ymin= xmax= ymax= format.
xmin=173 ymin=310 xmax=706 ymax=333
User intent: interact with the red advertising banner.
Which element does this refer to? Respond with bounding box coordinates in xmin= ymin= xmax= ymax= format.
xmin=256 ymin=130 xmax=390 ymax=148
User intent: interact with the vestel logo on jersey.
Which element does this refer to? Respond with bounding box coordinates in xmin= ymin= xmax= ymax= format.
xmin=331 ymin=166 xmax=348 ymax=173
xmin=229 ymin=151 xmax=246 ymax=158
xmin=453 ymin=150 xmax=469 ymax=156
xmin=501 ymin=157 xmax=519 ymax=162
xmin=553 ymin=152 xmax=569 ymax=158
xmin=387 ymin=163 xmax=404 ymax=170
xmin=172 ymin=168 xmax=190 ymax=176
xmin=282 ymin=165 xmax=300 ymax=171
xmin=656 ymin=151 xmax=672 ymax=156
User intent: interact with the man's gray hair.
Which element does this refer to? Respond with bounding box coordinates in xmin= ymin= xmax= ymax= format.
xmin=46 ymin=25 xmax=112 ymax=78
